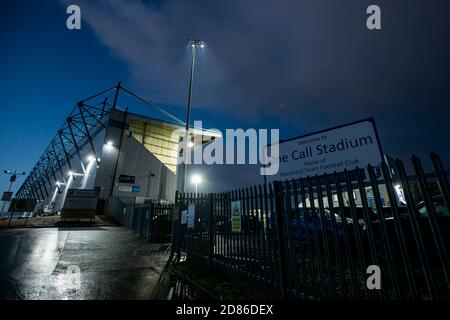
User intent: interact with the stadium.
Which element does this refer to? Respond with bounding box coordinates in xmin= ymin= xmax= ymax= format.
xmin=13 ymin=83 xmax=220 ymax=216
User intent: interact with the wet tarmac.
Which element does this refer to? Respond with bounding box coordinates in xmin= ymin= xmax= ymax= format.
xmin=0 ymin=226 xmax=170 ymax=300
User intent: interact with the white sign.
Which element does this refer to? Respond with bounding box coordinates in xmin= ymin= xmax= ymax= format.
xmin=64 ymin=189 xmax=99 ymax=210
xmin=118 ymin=185 xmax=140 ymax=192
xmin=118 ymin=185 xmax=132 ymax=192
xmin=264 ymin=119 xmax=383 ymax=182
xmin=187 ymin=203 xmax=195 ymax=228
xmin=181 ymin=210 xmax=188 ymax=224
xmin=135 ymin=196 xmax=145 ymax=205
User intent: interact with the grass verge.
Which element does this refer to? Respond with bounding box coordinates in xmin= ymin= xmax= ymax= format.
xmin=172 ymin=262 xmax=271 ymax=300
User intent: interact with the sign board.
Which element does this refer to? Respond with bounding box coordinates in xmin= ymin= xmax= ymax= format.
xmin=231 ymin=201 xmax=242 ymax=232
xmin=118 ymin=185 xmax=140 ymax=193
xmin=118 ymin=185 xmax=132 ymax=192
xmin=187 ymin=203 xmax=195 ymax=228
xmin=119 ymin=174 xmax=135 ymax=184
xmin=63 ymin=188 xmax=99 ymax=219
xmin=2 ymin=191 xmax=13 ymax=201
xmin=135 ymin=196 xmax=147 ymax=205
xmin=181 ymin=210 xmax=188 ymax=224
xmin=8 ymin=198 xmax=37 ymax=212
xmin=264 ymin=118 xmax=383 ymax=182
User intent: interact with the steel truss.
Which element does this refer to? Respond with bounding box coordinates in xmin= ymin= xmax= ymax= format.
xmin=15 ymin=83 xmax=184 ymax=200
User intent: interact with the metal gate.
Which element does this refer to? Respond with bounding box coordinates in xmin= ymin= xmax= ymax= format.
xmin=107 ymin=198 xmax=174 ymax=242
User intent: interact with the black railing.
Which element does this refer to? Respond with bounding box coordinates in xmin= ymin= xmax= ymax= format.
xmin=173 ymin=153 xmax=450 ymax=300
xmin=107 ymin=200 xmax=174 ymax=242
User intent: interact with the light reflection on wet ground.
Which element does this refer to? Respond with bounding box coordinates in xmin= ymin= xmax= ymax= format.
xmin=0 ymin=227 xmax=170 ymax=300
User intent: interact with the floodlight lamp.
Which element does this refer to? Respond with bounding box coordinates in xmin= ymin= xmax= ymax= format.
xmin=192 ymin=174 xmax=202 ymax=185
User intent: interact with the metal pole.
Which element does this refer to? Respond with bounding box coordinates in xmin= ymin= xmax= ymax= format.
xmin=1 ymin=180 xmax=14 ymax=213
xmin=51 ymin=141 xmax=65 ymax=177
xmin=273 ymin=181 xmax=289 ymax=299
xmin=78 ymin=102 xmax=101 ymax=166
xmin=112 ymin=82 xmax=121 ymax=110
xmin=5 ymin=179 xmax=14 ymax=226
xmin=180 ymin=44 xmax=196 ymax=193
xmin=109 ymin=108 xmax=128 ymax=197
xmin=67 ymin=121 xmax=86 ymax=173
xmin=58 ymin=130 xmax=73 ymax=172
xmin=100 ymin=97 xmax=108 ymax=119
xmin=207 ymin=193 xmax=213 ymax=273
xmin=2 ymin=169 xmax=26 ymax=224
xmin=46 ymin=153 xmax=58 ymax=182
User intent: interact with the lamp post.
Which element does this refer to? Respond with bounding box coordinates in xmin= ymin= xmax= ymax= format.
xmin=1 ymin=169 xmax=26 ymax=215
xmin=180 ymin=39 xmax=205 ymax=193
xmin=192 ymin=174 xmax=202 ymax=195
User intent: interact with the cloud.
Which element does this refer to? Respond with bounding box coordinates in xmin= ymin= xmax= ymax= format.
xmin=61 ymin=0 xmax=450 ymax=162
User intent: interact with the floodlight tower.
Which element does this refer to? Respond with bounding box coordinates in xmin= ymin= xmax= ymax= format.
xmin=179 ymin=39 xmax=206 ymax=193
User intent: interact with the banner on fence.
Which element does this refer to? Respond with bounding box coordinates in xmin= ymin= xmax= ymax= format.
xmin=187 ymin=204 xmax=195 ymax=228
xmin=231 ymin=201 xmax=242 ymax=232
xmin=181 ymin=209 xmax=188 ymax=224
xmin=263 ymin=118 xmax=384 ymax=182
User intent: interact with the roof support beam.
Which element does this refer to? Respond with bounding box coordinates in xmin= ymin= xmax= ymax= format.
xmin=58 ymin=130 xmax=73 ymax=172
xmin=78 ymin=102 xmax=100 ymax=166
xmin=67 ymin=120 xmax=86 ymax=173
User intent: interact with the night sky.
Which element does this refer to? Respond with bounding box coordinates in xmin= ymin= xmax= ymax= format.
xmin=1 ymin=0 xmax=450 ymax=194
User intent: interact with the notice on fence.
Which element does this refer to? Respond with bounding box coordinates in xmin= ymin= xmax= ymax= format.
xmin=181 ymin=210 xmax=188 ymax=224
xmin=187 ymin=204 xmax=195 ymax=228
xmin=231 ymin=201 xmax=242 ymax=232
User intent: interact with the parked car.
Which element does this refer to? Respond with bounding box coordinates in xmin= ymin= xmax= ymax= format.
xmin=330 ymin=206 xmax=379 ymax=222
xmin=267 ymin=207 xmax=366 ymax=243
xmin=370 ymin=195 xmax=450 ymax=259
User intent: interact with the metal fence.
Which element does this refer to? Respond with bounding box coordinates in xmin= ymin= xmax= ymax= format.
xmin=107 ymin=198 xmax=174 ymax=242
xmin=173 ymin=152 xmax=450 ymax=299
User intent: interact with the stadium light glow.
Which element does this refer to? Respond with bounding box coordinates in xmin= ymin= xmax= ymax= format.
xmin=191 ymin=174 xmax=202 ymax=194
